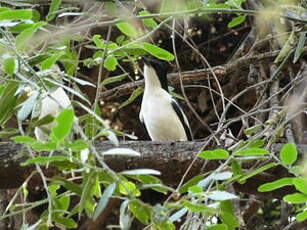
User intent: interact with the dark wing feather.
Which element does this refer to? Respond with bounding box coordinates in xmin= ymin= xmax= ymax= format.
xmin=171 ymin=98 xmax=193 ymax=141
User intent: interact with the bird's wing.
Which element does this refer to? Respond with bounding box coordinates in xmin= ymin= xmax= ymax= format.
xmin=170 ymin=98 xmax=193 ymax=141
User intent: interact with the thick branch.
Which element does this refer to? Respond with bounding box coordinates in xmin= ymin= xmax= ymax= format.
xmin=100 ymin=51 xmax=279 ymax=101
xmin=1 ymin=141 xmax=307 ymax=199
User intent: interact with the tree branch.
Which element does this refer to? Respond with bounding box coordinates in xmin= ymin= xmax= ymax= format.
xmin=1 ymin=141 xmax=307 ymax=200
xmin=100 ymin=51 xmax=279 ymax=101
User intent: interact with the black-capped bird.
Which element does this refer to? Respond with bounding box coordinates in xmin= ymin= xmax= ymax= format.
xmin=139 ymin=57 xmax=192 ymax=141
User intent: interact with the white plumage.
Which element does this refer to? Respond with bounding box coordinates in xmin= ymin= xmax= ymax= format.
xmin=34 ymin=87 xmax=71 ymax=141
xmin=140 ymin=58 xmax=192 ymax=141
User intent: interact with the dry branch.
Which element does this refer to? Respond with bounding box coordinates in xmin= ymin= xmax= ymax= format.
xmin=1 ymin=141 xmax=307 ymax=199
xmin=100 ymin=51 xmax=279 ymax=101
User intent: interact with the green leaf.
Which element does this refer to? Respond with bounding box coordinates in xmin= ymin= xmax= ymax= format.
xmin=57 ymin=195 xmax=70 ymax=211
xmin=64 ymin=139 xmax=88 ymax=151
xmin=205 ymin=224 xmax=229 ymax=230
xmin=239 ymin=162 xmax=277 ymax=183
xmin=258 ymin=178 xmax=294 ymax=192
xmin=293 ymin=178 xmax=307 ymax=195
xmin=188 ymin=185 xmax=203 ymax=194
xmin=93 ymin=183 xmax=116 ymax=220
xmin=116 ymin=22 xmax=139 ymax=38
xmin=181 ymin=200 xmax=212 ymax=212
xmin=142 ymin=42 xmax=174 ymax=61
xmin=0 ymin=82 xmax=19 ymax=126
xmin=119 ymin=181 xmax=140 ymax=197
xmin=52 ymin=177 xmax=82 ymax=196
xmin=129 ymin=200 xmax=151 ymax=224
xmin=283 ymin=193 xmax=307 ymax=204
xmin=101 ymin=74 xmax=128 ymax=86
xmin=41 ymin=52 xmax=65 ymax=70
xmin=198 ymin=149 xmax=229 ymax=159
xmin=53 ymin=216 xmax=77 ymax=229
xmin=293 ymin=31 xmax=307 ymax=63
xmin=51 ymin=109 xmax=74 ymax=141
xmin=11 ymin=135 xmax=36 ymax=143
xmin=296 ymin=210 xmax=307 ymax=221
xmin=220 ymin=200 xmax=239 ymax=230
xmin=102 ymin=148 xmax=140 ymax=157
xmin=179 ymin=175 xmax=204 ymax=194
xmin=231 ymin=160 xmax=243 ymax=176
xmin=227 ymin=15 xmax=246 ymax=28
xmin=21 ymin=155 xmax=69 ymax=166
xmin=3 ymin=56 xmax=16 ymax=75
xmin=15 ymin=21 xmax=46 ymax=52
xmin=280 ymin=143 xmax=298 ymax=165
xmin=46 ymin=0 xmax=62 ymax=21
xmin=139 ymin=11 xmax=158 ymax=28
xmin=29 ymin=141 xmax=57 ymax=151
xmin=0 ymin=9 xmax=32 ymax=21
xmin=119 ymin=88 xmax=143 ymax=108
xmin=234 ymin=148 xmax=269 ymax=156
xmin=104 ymin=55 xmax=118 ymax=71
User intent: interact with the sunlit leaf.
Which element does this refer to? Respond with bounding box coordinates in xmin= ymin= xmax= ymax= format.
xmin=198 ymin=149 xmax=229 ymax=159
xmin=21 ymin=155 xmax=69 ymax=166
xmin=11 ymin=135 xmax=36 ymax=143
xmin=239 ymin=162 xmax=277 ymax=183
xmin=129 ymin=200 xmax=151 ymax=224
xmin=104 ymin=55 xmax=118 ymax=71
xmin=258 ymin=178 xmax=293 ymax=192
xmin=3 ymin=56 xmax=16 ymax=75
xmin=101 ymin=73 xmax=128 ymax=86
xmin=296 ymin=210 xmax=307 ymax=221
xmin=0 ymin=9 xmax=32 ymax=20
xmin=51 ymin=109 xmax=74 ymax=141
xmin=227 ymin=15 xmax=246 ymax=28
xmin=293 ymin=178 xmax=307 ymax=195
xmin=116 ymin=22 xmax=139 ymax=38
xmin=41 ymin=52 xmax=65 ymax=70
xmin=234 ymin=148 xmax=269 ymax=156
xmin=284 ymin=193 xmax=307 ymax=204
xmin=142 ymin=42 xmax=174 ymax=61
xmin=139 ymin=11 xmax=158 ymax=28
xmin=280 ymin=143 xmax=297 ymax=165
xmin=46 ymin=0 xmax=62 ymax=21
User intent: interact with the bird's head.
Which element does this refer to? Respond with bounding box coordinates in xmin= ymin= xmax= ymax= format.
xmin=141 ymin=56 xmax=169 ymax=91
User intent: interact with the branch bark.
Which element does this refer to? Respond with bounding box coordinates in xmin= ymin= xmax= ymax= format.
xmin=1 ymin=141 xmax=306 ymax=199
xmin=100 ymin=51 xmax=279 ymax=101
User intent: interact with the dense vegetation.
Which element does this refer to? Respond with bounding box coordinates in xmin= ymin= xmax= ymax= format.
xmin=0 ymin=0 xmax=306 ymax=229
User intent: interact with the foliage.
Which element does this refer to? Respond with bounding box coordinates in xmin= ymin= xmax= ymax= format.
xmin=0 ymin=0 xmax=306 ymax=229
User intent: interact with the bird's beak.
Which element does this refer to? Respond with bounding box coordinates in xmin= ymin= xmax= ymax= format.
xmin=141 ymin=56 xmax=152 ymax=66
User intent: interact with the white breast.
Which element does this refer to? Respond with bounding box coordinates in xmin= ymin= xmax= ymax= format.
xmin=34 ymin=87 xmax=71 ymax=141
xmin=140 ymin=88 xmax=188 ymax=141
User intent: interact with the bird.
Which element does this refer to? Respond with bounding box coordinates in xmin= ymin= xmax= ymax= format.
xmin=34 ymin=87 xmax=71 ymax=141
xmin=139 ymin=56 xmax=193 ymax=141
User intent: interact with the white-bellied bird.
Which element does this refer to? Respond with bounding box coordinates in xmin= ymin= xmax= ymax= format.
xmin=34 ymin=87 xmax=71 ymax=141
xmin=139 ymin=56 xmax=192 ymax=141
